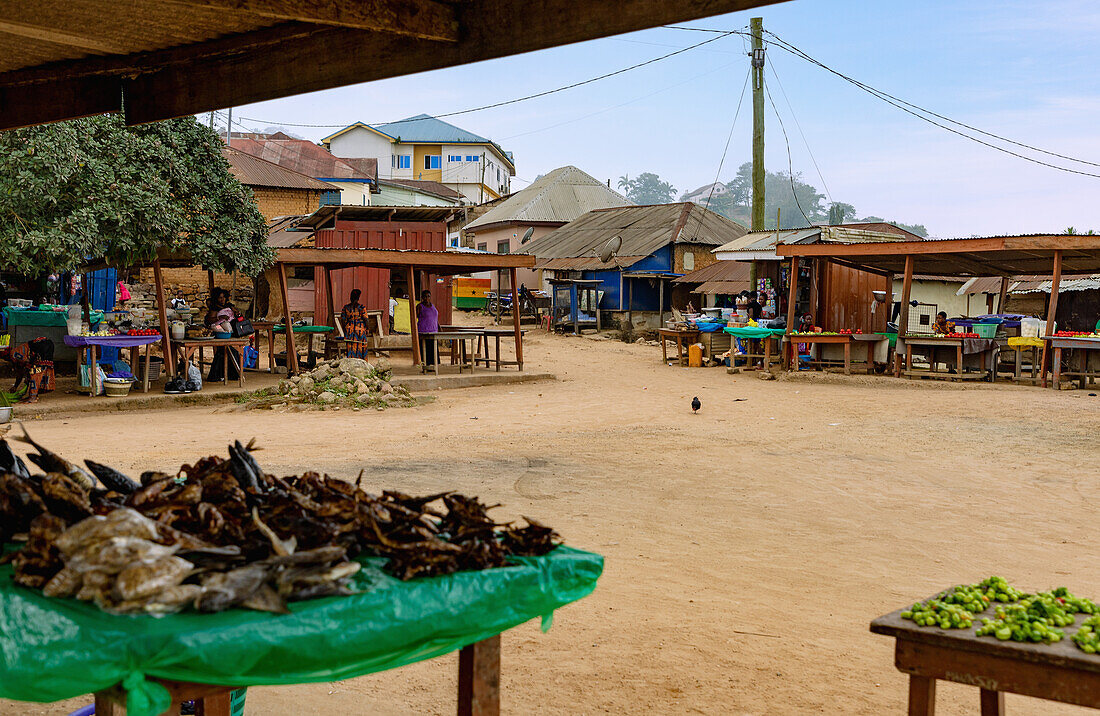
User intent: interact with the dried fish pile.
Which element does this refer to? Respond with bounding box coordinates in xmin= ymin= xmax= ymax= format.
xmin=0 ymin=427 xmax=560 ymax=616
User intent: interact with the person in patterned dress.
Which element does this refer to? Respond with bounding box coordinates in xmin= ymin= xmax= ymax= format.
xmin=341 ymin=289 xmax=369 ymax=359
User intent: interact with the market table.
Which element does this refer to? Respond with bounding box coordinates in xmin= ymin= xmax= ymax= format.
xmin=658 ymin=328 xmax=700 ymax=366
xmin=723 ymin=326 xmax=785 ymax=370
xmin=0 ymin=546 xmax=602 ymax=716
xmin=5 ymin=307 xmax=105 ymax=363
xmin=1006 ymin=336 xmax=1044 ymax=382
xmin=783 ymin=333 xmax=883 ymax=375
xmin=871 ymin=601 xmax=1100 ymax=714
xmin=62 ymin=334 xmax=162 ymax=396
xmin=250 ymin=322 xmax=336 ymax=372
xmin=902 ymin=335 xmax=998 ymax=381
xmin=1042 ymin=335 xmax=1100 ymax=388
xmin=420 ymin=331 xmax=478 ymax=375
xmin=172 ymin=337 xmax=250 ymax=386
xmin=440 ymin=326 xmax=526 ymax=371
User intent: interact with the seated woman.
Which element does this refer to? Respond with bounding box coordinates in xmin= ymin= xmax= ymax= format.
xmin=6 ymin=337 xmax=55 ymax=403
xmin=932 ymin=311 xmax=952 ymax=335
xmin=204 ymin=289 xmax=240 ymax=382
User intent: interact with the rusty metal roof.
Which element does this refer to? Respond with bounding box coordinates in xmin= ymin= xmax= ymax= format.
xmin=267 ymin=215 xmax=315 ymax=248
xmin=299 ymin=205 xmax=458 ymax=228
xmin=522 ymin=203 xmax=746 ymax=266
xmin=223 ymin=148 xmax=336 ymax=191
xmin=229 ymin=138 xmax=376 ymax=181
xmin=672 ymin=260 xmax=751 ymax=284
xmin=466 ymin=166 xmax=630 ymax=231
xmin=378 ymin=178 xmax=464 ymax=201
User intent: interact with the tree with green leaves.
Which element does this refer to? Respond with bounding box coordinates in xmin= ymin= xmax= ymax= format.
xmin=0 ymin=114 xmax=271 ymax=276
xmin=828 ymin=202 xmax=857 ymax=225
xmin=618 ymin=172 xmax=677 ymax=205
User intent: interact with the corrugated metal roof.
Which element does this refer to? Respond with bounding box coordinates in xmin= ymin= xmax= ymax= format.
xmin=963 ymin=274 xmax=1100 ymax=294
xmin=298 ymin=205 xmax=457 ymax=228
xmin=538 ymin=256 xmax=647 ymax=270
xmin=378 ymin=178 xmax=464 ymax=201
xmin=693 ymin=279 xmax=752 ymax=295
xmin=373 ymin=114 xmax=490 ymax=144
xmin=465 ymin=166 xmax=630 ymax=230
xmin=672 ymin=260 xmax=751 ymax=284
xmin=713 ymin=228 xmax=817 ymax=253
xmin=836 ymin=222 xmax=924 ymax=240
xmin=522 ymin=203 xmax=746 ymax=266
xmin=229 ymin=138 xmax=377 ymax=181
xmin=222 ymin=148 xmax=336 ymax=191
xmin=267 ymin=215 xmax=315 ymax=248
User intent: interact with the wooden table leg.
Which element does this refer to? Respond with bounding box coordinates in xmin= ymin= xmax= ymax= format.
xmin=661 ymin=336 xmax=668 ymax=364
xmin=434 ymin=338 xmax=440 ymax=376
xmin=867 ymin=341 xmax=876 ymax=374
xmin=222 ymin=346 xmax=229 ymax=384
xmin=979 ymin=688 xmax=1004 ymax=716
xmin=956 ymin=344 xmax=963 ymax=380
xmin=905 ymin=343 xmax=913 ymax=377
xmin=458 ymin=635 xmax=500 ymax=716
xmin=196 ymin=691 xmax=232 ymax=716
xmin=143 ymin=343 xmax=151 ymax=393
xmin=765 ymin=338 xmax=772 ymax=369
xmin=908 ymin=675 xmax=936 ymax=716
xmin=94 ymin=692 xmax=124 ymax=716
xmin=1015 ymin=347 xmax=1022 ymax=380
xmin=495 ymin=335 xmax=501 ymax=371
xmin=1053 ymin=346 xmax=1063 ymax=387
xmin=268 ymin=329 xmax=275 ymax=373
xmin=843 ymin=340 xmax=851 ymax=375
xmin=307 ymin=332 xmax=315 ymax=368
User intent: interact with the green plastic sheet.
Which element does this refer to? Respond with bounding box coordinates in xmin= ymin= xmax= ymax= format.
xmin=271 ymin=325 xmax=333 ymax=333
xmin=0 ymin=546 xmax=602 ymax=715
xmin=722 ymin=326 xmax=786 ymax=339
xmin=3 ymin=307 xmax=104 ymax=328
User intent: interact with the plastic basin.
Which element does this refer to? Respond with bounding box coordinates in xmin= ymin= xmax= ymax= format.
xmin=972 ymin=323 xmax=998 ymax=338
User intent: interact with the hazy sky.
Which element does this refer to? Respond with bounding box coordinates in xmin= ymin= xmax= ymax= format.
xmin=223 ymin=0 xmax=1100 ymax=238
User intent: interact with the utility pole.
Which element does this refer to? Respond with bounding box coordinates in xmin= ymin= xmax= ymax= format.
xmin=750 ymin=17 xmax=765 ymax=232
xmin=226 ymin=107 xmax=233 ymax=146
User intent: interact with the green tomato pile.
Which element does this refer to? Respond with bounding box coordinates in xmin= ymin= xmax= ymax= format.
xmin=901 ymin=599 xmax=974 ymax=629
xmin=899 ymin=577 xmax=1100 ymax=652
xmin=976 ymin=576 xmax=1026 ymax=603
xmin=1073 ymin=616 xmax=1100 ymax=653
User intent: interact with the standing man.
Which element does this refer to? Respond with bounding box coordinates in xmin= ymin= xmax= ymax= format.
xmin=416 ymin=289 xmax=439 ymax=366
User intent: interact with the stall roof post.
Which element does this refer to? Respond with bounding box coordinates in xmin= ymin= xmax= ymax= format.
xmin=784 ymin=256 xmax=799 ymax=369
xmin=1041 ymin=249 xmax=1063 ymax=387
xmin=509 ymin=268 xmax=523 ymax=370
xmin=894 ymin=254 xmax=914 ymax=378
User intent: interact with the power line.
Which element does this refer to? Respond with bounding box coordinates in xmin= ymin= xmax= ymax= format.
xmin=764 ymin=76 xmax=814 ymax=227
xmin=500 ymin=58 xmax=741 ymax=141
xmin=767 ymin=59 xmax=832 ymax=206
xmin=765 ymin=30 xmax=1100 ymax=171
xmin=235 ymin=31 xmax=741 ymax=130
xmin=761 ymin=31 xmax=1100 ymax=179
xmin=686 ymin=66 xmax=751 ymax=241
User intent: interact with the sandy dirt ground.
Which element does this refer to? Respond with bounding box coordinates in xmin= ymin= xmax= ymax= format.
xmin=4 ymin=320 xmax=1100 ymax=715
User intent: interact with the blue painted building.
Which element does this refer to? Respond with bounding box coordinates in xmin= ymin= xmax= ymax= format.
xmin=522 ymin=203 xmax=747 ymax=328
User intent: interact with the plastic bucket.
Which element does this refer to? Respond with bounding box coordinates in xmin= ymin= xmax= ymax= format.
xmin=973 ymin=323 xmax=998 ymax=338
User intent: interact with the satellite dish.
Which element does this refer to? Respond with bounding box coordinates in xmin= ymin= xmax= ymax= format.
xmin=521 ymin=227 xmax=534 ymax=244
xmin=597 ymin=235 xmax=623 ymax=263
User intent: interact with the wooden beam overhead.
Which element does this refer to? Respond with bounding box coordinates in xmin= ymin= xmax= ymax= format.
xmin=0 ymin=0 xmax=789 ymax=129
xmin=0 ymin=19 xmax=128 ymax=54
xmin=162 ymin=0 xmax=459 ymax=42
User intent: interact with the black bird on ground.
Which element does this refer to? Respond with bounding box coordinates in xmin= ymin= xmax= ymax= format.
xmin=691 ymin=396 xmax=701 ymax=414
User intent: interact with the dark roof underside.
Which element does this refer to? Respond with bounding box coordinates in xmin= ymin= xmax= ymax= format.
xmin=0 ymin=0 xmax=789 ymax=130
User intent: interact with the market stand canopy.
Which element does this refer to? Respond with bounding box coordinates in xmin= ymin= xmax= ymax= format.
xmin=776 ymin=235 xmax=1100 ymax=278
xmin=0 ymin=0 xmax=790 ymax=130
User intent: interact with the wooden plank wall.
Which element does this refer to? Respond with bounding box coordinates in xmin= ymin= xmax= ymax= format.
xmin=817 ymin=261 xmax=890 ymax=333
xmin=312 ymin=220 xmax=452 ymax=331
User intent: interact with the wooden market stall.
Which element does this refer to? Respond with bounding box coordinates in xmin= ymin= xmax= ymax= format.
xmin=777 ymin=235 xmax=1100 ymax=385
xmin=275 ymin=247 xmax=535 ymax=373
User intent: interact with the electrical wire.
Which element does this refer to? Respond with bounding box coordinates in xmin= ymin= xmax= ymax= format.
xmin=234 ymin=31 xmax=740 ymax=130
xmin=500 ymin=59 xmax=741 ymax=141
xmin=762 ymin=31 xmax=1100 ymax=179
xmin=767 ymin=58 xmax=832 ymax=205
xmin=685 ymin=66 xmax=751 ymax=241
xmin=763 ymin=77 xmax=814 ymax=228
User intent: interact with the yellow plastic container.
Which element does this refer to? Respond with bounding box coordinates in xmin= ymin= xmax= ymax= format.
xmin=688 ymin=343 xmax=704 ymax=367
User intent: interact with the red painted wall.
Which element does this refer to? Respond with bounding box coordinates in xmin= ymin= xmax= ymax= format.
xmin=312 ymin=219 xmax=453 ymax=331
